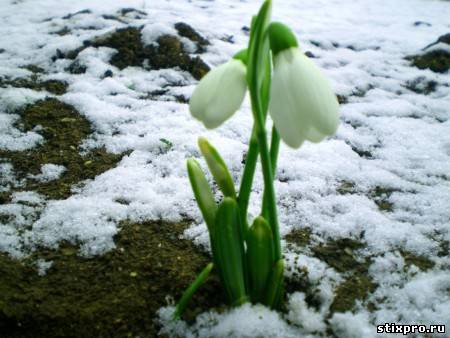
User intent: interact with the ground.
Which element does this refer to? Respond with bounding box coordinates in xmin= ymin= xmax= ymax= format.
xmin=0 ymin=0 xmax=449 ymax=337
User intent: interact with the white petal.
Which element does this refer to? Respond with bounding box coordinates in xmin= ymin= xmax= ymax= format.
xmin=290 ymin=49 xmax=339 ymax=136
xmin=269 ymin=59 xmax=307 ymax=148
xmin=189 ymin=59 xmax=247 ymax=129
xmin=270 ymin=48 xmax=339 ymax=148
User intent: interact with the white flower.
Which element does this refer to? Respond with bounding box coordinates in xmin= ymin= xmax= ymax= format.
xmin=189 ymin=59 xmax=247 ymax=129
xmin=269 ymin=47 xmax=339 ymax=148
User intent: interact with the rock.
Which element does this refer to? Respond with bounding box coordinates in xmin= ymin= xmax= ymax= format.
xmin=103 ymin=70 xmax=113 ymax=78
xmin=408 ymin=33 xmax=450 ymax=73
xmin=174 ymin=22 xmax=209 ymax=52
xmin=404 ymin=76 xmax=437 ymax=94
xmin=62 ymin=9 xmax=91 ymax=20
xmin=66 ymin=60 xmax=87 ymax=74
xmin=413 ymin=21 xmax=431 ymax=27
xmin=61 ymin=26 xmax=210 ymax=79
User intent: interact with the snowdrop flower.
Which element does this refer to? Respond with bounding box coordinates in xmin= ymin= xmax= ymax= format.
xmin=189 ymin=54 xmax=247 ymax=129
xmin=268 ymin=23 xmax=339 ymax=148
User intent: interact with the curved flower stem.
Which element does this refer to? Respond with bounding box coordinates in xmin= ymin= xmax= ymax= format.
xmin=238 ymin=126 xmax=259 ymax=232
xmin=261 ymin=126 xmax=280 ymax=219
xmin=250 ymin=91 xmax=281 ymax=261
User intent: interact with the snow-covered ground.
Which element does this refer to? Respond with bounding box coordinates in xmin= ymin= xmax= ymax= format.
xmin=0 ymin=0 xmax=449 ymax=337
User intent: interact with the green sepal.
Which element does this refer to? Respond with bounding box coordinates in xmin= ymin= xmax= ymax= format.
xmin=267 ymin=22 xmax=298 ymax=56
xmin=233 ymin=49 xmax=248 ymax=65
xmin=173 ymin=262 xmax=214 ymax=319
xmin=263 ymin=259 xmax=284 ymax=308
xmin=214 ymin=197 xmax=248 ymax=305
xmin=186 ymin=158 xmax=217 ymax=231
xmin=198 ymin=137 xmax=236 ymax=198
xmin=246 ymin=216 xmax=274 ymax=303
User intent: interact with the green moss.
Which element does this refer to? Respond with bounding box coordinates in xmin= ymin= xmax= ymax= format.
xmin=312 ymin=238 xmax=366 ymax=273
xmin=54 ymin=27 xmax=71 ymax=36
xmin=400 ymin=251 xmax=435 ymax=271
xmin=351 ymin=145 xmax=373 ymax=159
xmin=23 ymin=65 xmax=45 ymax=74
xmin=174 ymin=22 xmax=209 ymax=53
xmin=285 ymin=271 xmax=322 ymax=311
xmin=0 ymin=75 xmax=67 ymax=95
xmin=330 ymin=275 xmax=376 ymax=313
xmin=336 ymin=94 xmax=348 ymax=104
xmin=66 ymin=27 xmax=210 ymax=80
xmin=369 ymin=186 xmax=396 ymax=212
xmin=438 ymin=241 xmax=449 ymax=258
xmin=336 ymin=181 xmax=356 ymax=195
xmin=0 ymin=99 xmax=124 ymax=200
xmin=410 ymin=50 xmax=450 ymax=73
xmin=404 ymin=76 xmax=437 ymax=95
xmin=312 ymin=238 xmax=376 ymax=313
xmin=0 ymin=220 xmax=223 ymax=338
xmin=284 ymin=228 xmax=312 ymax=247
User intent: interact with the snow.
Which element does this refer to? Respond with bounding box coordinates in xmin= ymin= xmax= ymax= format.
xmin=0 ymin=0 xmax=449 ymax=336
xmin=36 ymin=258 xmax=53 ymax=276
xmin=28 ymin=164 xmax=66 ymax=182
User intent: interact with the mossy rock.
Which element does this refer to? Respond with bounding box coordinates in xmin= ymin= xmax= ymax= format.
xmin=411 ymin=50 xmax=450 ymax=73
xmin=285 ymin=228 xmax=312 ymax=247
xmin=65 ymin=27 xmax=210 ymax=80
xmin=0 ymin=220 xmax=223 ymax=338
xmin=409 ymin=33 xmax=450 ymax=73
xmin=369 ymin=186 xmax=397 ymax=212
xmin=312 ymin=238 xmax=366 ymax=273
xmin=0 ymin=99 xmax=124 ymax=200
xmin=0 ymin=76 xmax=67 ymax=95
xmin=404 ymin=76 xmax=437 ymax=95
xmin=400 ymin=250 xmax=435 ymax=271
xmin=330 ymin=274 xmax=376 ymax=313
xmin=312 ymin=238 xmax=376 ymax=313
xmin=336 ymin=181 xmax=356 ymax=195
xmin=175 ymin=22 xmax=209 ymax=53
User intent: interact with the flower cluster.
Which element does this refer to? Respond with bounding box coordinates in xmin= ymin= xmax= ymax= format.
xmin=189 ymin=22 xmax=339 ymax=148
xmin=175 ymin=0 xmax=340 ymax=320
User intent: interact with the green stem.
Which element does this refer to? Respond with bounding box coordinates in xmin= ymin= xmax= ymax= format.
xmin=262 ymin=126 xmax=280 ymax=219
xmin=250 ymin=91 xmax=281 ymax=261
xmin=238 ymin=125 xmax=259 ymax=232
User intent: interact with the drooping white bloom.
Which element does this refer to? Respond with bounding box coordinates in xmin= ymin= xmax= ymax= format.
xmin=189 ymin=59 xmax=247 ymax=129
xmin=269 ymin=47 xmax=339 ymax=148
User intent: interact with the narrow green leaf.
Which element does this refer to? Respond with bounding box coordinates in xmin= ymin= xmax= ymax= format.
xmin=187 ymin=158 xmax=217 ymax=231
xmin=215 ymin=197 xmax=248 ymax=305
xmin=246 ymin=216 xmax=274 ymax=303
xmin=198 ymin=137 xmax=236 ymax=198
xmin=263 ymin=259 xmax=284 ymax=308
xmin=247 ymin=0 xmax=272 ymax=94
xmin=173 ymin=263 xmax=214 ymax=319
xmin=187 ymin=158 xmax=222 ymax=280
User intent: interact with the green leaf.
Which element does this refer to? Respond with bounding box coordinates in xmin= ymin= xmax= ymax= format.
xmin=173 ymin=263 xmax=214 ymax=319
xmin=246 ymin=216 xmax=274 ymax=303
xmin=198 ymin=137 xmax=236 ymax=198
xmin=187 ymin=158 xmax=222 ymax=280
xmin=263 ymin=259 xmax=284 ymax=308
xmin=247 ymin=0 xmax=272 ymax=94
xmin=186 ymin=158 xmax=217 ymax=231
xmin=214 ymin=198 xmax=248 ymax=305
